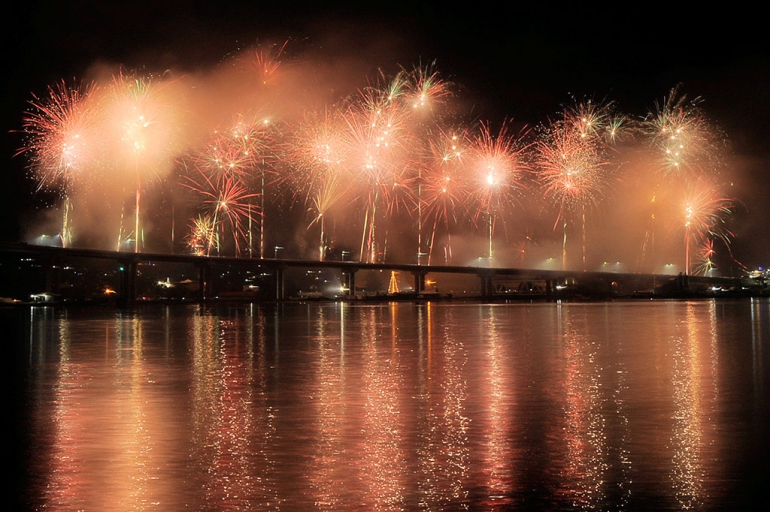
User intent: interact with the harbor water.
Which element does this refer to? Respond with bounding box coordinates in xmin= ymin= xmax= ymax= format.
xmin=5 ymin=298 xmax=769 ymax=510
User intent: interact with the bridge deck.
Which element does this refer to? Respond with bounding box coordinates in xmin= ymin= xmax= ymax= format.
xmin=1 ymin=242 xmax=765 ymax=303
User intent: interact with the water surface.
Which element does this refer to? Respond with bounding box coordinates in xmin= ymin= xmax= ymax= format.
xmin=6 ymin=299 xmax=769 ymax=510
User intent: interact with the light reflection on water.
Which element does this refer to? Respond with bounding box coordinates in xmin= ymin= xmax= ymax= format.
xmin=8 ymin=299 xmax=770 ymax=511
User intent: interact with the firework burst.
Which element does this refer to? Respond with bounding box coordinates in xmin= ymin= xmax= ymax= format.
xmin=195 ymin=115 xmax=272 ymax=182
xmin=182 ymin=166 xmax=260 ymax=256
xmin=681 ymin=176 xmax=734 ymax=274
xmin=286 ymin=108 xmax=354 ymax=260
xmin=16 ymin=53 xmax=751 ymax=277
xmin=641 ymin=85 xmax=724 ymax=182
xmin=341 ymin=77 xmax=418 ymax=262
xmin=185 ymin=214 xmax=217 ymax=256
xmin=535 ymin=98 xmax=618 ymax=270
xmin=286 ymin=109 xmax=349 ymax=191
xmin=253 ymin=40 xmax=289 ymax=85
xmin=404 ymin=61 xmax=451 ymax=113
xmin=17 ymin=79 xmax=100 ymax=192
xmin=188 ymin=112 xmax=278 ymax=257
xmin=693 ymin=239 xmax=717 ymax=276
xmin=536 ymin=126 xmax=606 ymax=214
xmin=17 ymin=79 xmax=101 ymax=247
xmin=465 ymin=120 xmax=530 ymax=263
xmin=101 ymin=70 xmax=184 ymax=252
xmin=417 ymin=126 xmax=471 ymax=263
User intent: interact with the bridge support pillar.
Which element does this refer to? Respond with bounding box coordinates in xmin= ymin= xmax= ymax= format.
xmin=43 ymin=254 xmax=61 ymax=295
xmin=120 ymin=260 xmax=138 ymax=303
xmin=343 ymin=269 xmax=357 ymax=298
xmin=412 ymin=271 xmax=427 ymax=293
xmin=198 ymin=262 xmax=214 ymax=301
xmin=479 ymin=271 xmax=495 ymax=299
xmin=275 ymin=267 xmax=285 ymax=301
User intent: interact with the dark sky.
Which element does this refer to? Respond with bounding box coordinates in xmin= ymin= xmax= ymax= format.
xmin=3 ymin=2 xmax=769 ymax=268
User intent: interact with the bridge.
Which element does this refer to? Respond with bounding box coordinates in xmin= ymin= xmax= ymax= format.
xmin=0 ymin=242 xmax=765 ymax=304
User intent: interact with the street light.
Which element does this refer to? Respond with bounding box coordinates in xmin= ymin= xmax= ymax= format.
xmin=274 ymin=246 xmax=284 ymax=259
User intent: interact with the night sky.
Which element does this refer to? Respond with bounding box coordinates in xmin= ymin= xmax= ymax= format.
xmin=3 ymin=2 xmax=769 ymax=269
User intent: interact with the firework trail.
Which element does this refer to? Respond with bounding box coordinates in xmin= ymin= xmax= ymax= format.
xmin=401 ymin=62 xmax=452 ymax=264
xmin=637 ymin=85 xmax=730 ymax=272
xmin=465 ymin=119 xmax=530 ymax=265
xmin=253 ymin=39 xmax=289 ymax=85
xmin=681 ymin=175 xmax=734 ymax=275
xmin=404 ymin=61 xmax=451 ymax=112
xmin=308 ymin=176 xmax=354 ymax=261
xmin=285 ymin=108 xmax=354 ymax=260
xmin=191 ymin=114 xmax=276 ymax=256
xmin=253 ymin=120 xmax=283 ymax=260
xmin=641 ymin=85 xmax=723 ymax=181
xmin=283 ymin=63 xmax=451 ymax=263
xmin=693 ymin=239 xmax=716 ymax=276
xmin=17 ymin=79 xmax=100 ymax=247
xmin=182 ymin=164 xmax=261 ymax=256
xmin=186 ymin=214 xmax=217 ymax=256
xmin=195 ymin=116 xmax=268 ymax=181
xmin=17 ymin=79 xmax=100 ymax=190
xmin=15 ymin=46 xmax=751 ymax=278
xmin=417 ymin=126 xmax=470 ymax=264
xmin=102 ymin=70 xmax=179 ymax=252
xmin=340 ymin=72 xmax=418 ymax=262
xmin=535 ymin=98 xmax=617 ymax=270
